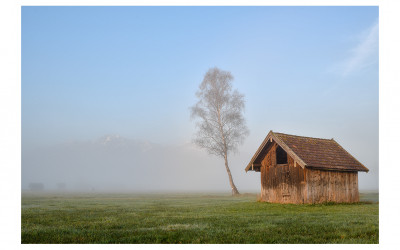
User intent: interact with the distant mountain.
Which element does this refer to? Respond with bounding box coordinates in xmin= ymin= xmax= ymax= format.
xmin=95 ymin=134 xmax=155 ymax=152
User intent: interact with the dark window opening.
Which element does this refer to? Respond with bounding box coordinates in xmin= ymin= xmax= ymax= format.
xmin=276 ymin=146 xmax=288 ymax=164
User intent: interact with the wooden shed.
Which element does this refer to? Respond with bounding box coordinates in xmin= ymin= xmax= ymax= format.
xmin=245 ymin=131 xmax=369 ymax=204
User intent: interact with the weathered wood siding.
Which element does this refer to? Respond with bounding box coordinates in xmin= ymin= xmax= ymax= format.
xmin=260 ymin=142 xmax=359 ymax=203
xmin=306 ymin=169 xmax=359 ymax=203
xmin=260 ymin=142 xmax=306 ymax=203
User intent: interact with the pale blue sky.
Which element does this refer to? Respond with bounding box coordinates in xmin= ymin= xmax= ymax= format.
xmin=22 ymin=6 xmax=379 ymax=190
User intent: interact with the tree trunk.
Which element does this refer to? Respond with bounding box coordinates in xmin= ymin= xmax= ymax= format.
xmin=216 ymin=107 xmax=240 ymax=196
xmin=223 ymin=152 xmax=240 ymax=195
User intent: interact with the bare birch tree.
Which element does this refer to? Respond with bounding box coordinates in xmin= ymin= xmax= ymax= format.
xmin=190 ymin=67 xmax=249 ymax=195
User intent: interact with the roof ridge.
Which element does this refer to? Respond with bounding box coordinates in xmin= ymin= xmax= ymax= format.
xmin=273 ymin=131 xmax=333 ymax=141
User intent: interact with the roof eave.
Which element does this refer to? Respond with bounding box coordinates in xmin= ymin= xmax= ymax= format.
xmin=306 ymin=165 xmax=369 ymax=172
xmin=245 ymin=131 xmax=274 ymax=172
xmin=331 ymin=139 xmax=370 ymax=173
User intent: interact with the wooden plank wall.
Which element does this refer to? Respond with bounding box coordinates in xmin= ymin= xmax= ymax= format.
xmin=260 ymin=141 xmax=359 ymax=203
xmin=306 ymin=169 xmax=359 ymax=203
xmin=260 ymin=142 xmax=307 ymax=203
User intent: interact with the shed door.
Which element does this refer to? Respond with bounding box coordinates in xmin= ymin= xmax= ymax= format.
xmin=282 ymin=166 xmax=291 ymax=199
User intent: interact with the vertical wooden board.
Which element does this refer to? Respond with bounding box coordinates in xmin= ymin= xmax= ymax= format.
xmin=344 ymin=173 xmax=347 ymax=202
xmin=308 ymin=169 xmax=312 ymax=203
xmin=308 ymin=169 xmax=313 ymax=203
xmin=350 ymin=172 xmax=354 ymax=202
xmin=336 ymin=172 xmax=340 ymax=201
xmin=342 ymin=173 xmax=346 ymax=202
xmin=353 ymin=172 xmax=357 ymax=202
xmin=292 ymin=158 xmax=300 ymax=203
xmin=327 ymin=171 xmax=331 ymax=202
xmin=339 ymin=172 xmax=344 ymax=202
xmin=324 ymin=171 xmax=328 ymax=202
xmin=278 ymin=165 xmax=282 ymax=202
xmin=346 ymin=173 xmax=350 ymax=202
xmin=296 ymin=165 xmax=300 ymax=202
xmin=327 ymin=171 xmax=331 ymax=201
xmin=302 ymin=168 xmax=306 ymax=203
xmin=344 ymin=173 xmax=347 ymax=201
xmin=330 ymin=171 xmax=334 ymax=202
xmin=329 ymin=171 xmax=335 ymax=201
xmin=268 ymin=151 xmax=271 ymax=166
xmin=260 ymin=165 xmax=265 ymax=200
xmin=263 ymin=165 xmax=268 ymax=202
xmin=264 ymin=166 xmax=268 ymax=200
xmin=355 ymin=173 xmax=359 ymax=202
xmin=308 ymin=170 xmax=314 ymax=203
xmin=338 ymin=172 xmax=344 ymax=202
xmin=319 ymin=170 xmax=325 ymax=203
xmin=315 ymin=170 xmax=320 ymax=203
xmin=316 ymin=170 xmax=320 ymax=203
xmin=286 ymin=165 xmax=292 ymax=203
xmin=322 ymin=170 xmax=326 ymax=202
xmin=317 ymin=170 xmax=322 ymax=202
xmin=348 ymin=172 xmax=352 ymax=202
xmin=298 ymin=170 xmax=303 ymax=203
xmin=310 ymin=170 xmax=316 ymax=203
xmin=269 ymin=163 xmax=274 ymax=202
xmin=271 ymin=164 xmax=275 ymax=189
xmin=306 ymin=169 xmax=311 ymax=203
xmin=271 ymin=143 xmax=276 ymax=166
xmin=261 ymin=144 xmax=272 ymax=202
xmin=316 ymin=170 xmax=320 ymax=202
xmin=348 ymin=173 xmax=352 ymax=202
xmin=348 ymin=173 xmax=353 ymax=202
xmin=321 ymin=170 xmax=326 ymax=203
xmin=346 ymin=173 xmax=353 ymax=202
xmin=326 ymin=171 xmax=330 ymax=201
xmin=304 ymin=168 xmax=307 ymax=203
xmin=261 ymin=153 xmax=265 ymax=200
xmin=262 ymin=166 xmax=268 ymax=200
xmin=323 ymin=171 xmax=328 ymax=202
xmin=313 ymin=170 xmax=318 ymax=203
xmin=352 ymin=172 xmax=358 ymax=202
xmin=315 ymin=170 xmax=323 ymax=202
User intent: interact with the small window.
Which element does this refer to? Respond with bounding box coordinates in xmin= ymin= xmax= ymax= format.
xmin=276 ymin=146 xmax=288 ymax=164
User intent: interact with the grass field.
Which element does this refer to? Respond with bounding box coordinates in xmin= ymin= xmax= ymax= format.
xmin=21 ymin=192 xmax=379 ymax=244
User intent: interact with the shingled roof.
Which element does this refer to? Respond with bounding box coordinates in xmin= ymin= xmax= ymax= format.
xmin=245 ymin=131 xmax=369 ymax=172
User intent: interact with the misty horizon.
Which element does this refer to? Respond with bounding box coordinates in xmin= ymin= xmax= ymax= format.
xmin=22 ymin=133 xmax=261 ymax=192
xmin=22 ymin=132 xmax=378 ymax=193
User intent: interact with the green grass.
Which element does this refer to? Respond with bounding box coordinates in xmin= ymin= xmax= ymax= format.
xmin=21 ymin=192 xmax=379 ymax=244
